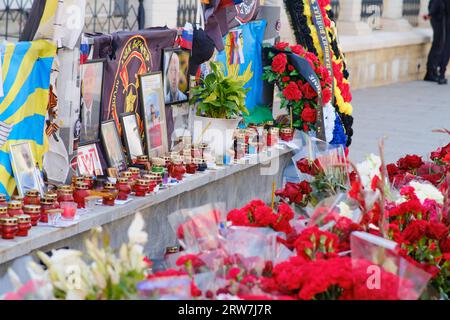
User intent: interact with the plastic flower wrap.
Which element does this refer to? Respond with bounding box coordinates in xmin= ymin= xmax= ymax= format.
xmin=350 ymin=231 xmax=432 ymax=300
xmin=137 ymin=275 xmax=192 ymax=300
xmin=168 ymin=203 xmax=227 ymax=253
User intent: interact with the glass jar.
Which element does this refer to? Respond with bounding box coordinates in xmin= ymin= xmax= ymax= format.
xmin=171 ymin=160 xmax=186 ymax=181
xmin=83 ymin=176 xmax=95 ymax=190
xmin=102 ymin=182 xmax=118 ymax=206
xmin=11 ymin=196 xmax=24 ymax=206
xmin=57 ymin=189 xmax=75 ymax=204
xmin=8 ymin=201 xmax=24 ymax=217
xmin=23 ymin=205 xmax=41 ymax=226
xmin=136 ymin=155 xmax=150 ymax=169
xmin=40 ymin=197 xmax=57 ymax=223
xmin=116 ymin=177 xmax=131 ymax=201
xmin=129 ymin=167 xmax=141 ymax=182
xmin=143 ymin=175 xmax=159 ymax=193
xmin=186 ymin=161 xmax=197 ymax=175
xmin=24 ymin=190 xmax=41 ymax=206
xmin=280 ymin=128 xmax=295 ymax=142
xmin=1 ymin=217 xmax=18 ymax=240
xmin=17 ymin=215 xmax=32 ymax=237
xmin=134 ymin=179 xmax=149 ymax=197
xmin=0 ymin=194 xmax=7 ymax=206
xmin=267 ymin=127 xmax=279 ymax=147
xmin=0 ymin=206 xmax=8 ymax=220
xmin=73 ymin=182 xmax=90 ymax=209
xmin=195 ymin=158 xmax=207 ymax=172
xmin=44 ymin=192 xmax=60 ymax=208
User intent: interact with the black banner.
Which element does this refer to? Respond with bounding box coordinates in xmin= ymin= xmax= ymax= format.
xmin=308 ymin=0 xmax=334 ymax=104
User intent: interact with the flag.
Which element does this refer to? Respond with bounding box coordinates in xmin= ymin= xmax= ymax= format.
xmin=0 ymin=40 xmax=56 ymax=197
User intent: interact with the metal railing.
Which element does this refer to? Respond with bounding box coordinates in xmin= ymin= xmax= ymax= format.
xmin=177 ymin=0 xmax=197 ymax=28
xmin=402 ymin=0 xmax=420 ymax=27
xmin=0 ymin=0 xmax=142 ymax=41
xmin=361 ymin=0 xmax=383 ymax=30
xmin=330 ymin=0 xmax=340 ymax=21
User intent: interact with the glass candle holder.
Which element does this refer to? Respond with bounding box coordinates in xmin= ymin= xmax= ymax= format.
xmin=1 ymin=217 xmax=18 ymax=240
xmin=23 ymin=205 xmax=41 ymax=226
xmin=60 ymin=202 xmax=77 ymax=220
xmin=16 ymin=215 xmax=32 ymax=237
xmin=24 ymin=190 xmax=41 ymax=206
xmin=8 ymin=201 xmax=24 ymax=217
xmin=102 ymin=182 xmax=118 ymax=206
xmin=116 ymin=177 xmax=131 ymax=201
xmin=280 ymin=127 xmax=295 ymax=142
xmin=134 ymin=179 xmax=150 ymax=197
xmin=40 ymin=198 xmax=58 ymax=223
xmin=0 ymin=194 xmax=7 ymax=206
xmin=0 ymin=206 xmax=8 ymax=220
xmin=73 ymin=182 xmax=90 ymax=209
xmin=44 ymin=192 xmax=59 ymax=208
xmin=57 ymin=189 xmax=75 ymax=204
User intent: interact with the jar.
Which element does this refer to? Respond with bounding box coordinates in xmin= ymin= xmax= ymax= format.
xmin=8 ymin=201 xmax=24 ymax=217
xmin=171 ymin=160 xmax=186 ymax=181
xmin=1 ymin=217 xmax=18 ymax=240
xmin=151 ymin=172 xmax=163 ymax=185
xmin=16 ymin=215 xmax=32 ymax=237
xmin=40 ymin=197 xmax=57 ymax=223
xmin=186 ymin=162 xmax=197 ymax=175
xmin=24 ymin=190 xmax=41 ymax=206
xmin=83 ymin=176 xmax=95 ymax=190
xmin=191 ymin=145 xmax=202 ymax=159
xmin=280 ymin=128 xmax=295 ymax=142
xmin=264 ymin=121 xmax=274 ymax=130
xmin=142 ymin=175 xmax=159 ymax=193
xmin=0 ymin=194 xmax=7 ymax=206
xmin=57 ymin=189 xmax=74 ymax=203
xmin=136 ymin=155 xmax=151 ymax=170
xmin=134 ymin=179 xmax=150 ymax=197
xmin=120 ymin=171 xmax=132 ymax=179
xmin=23 ymin=205 xmax=41 ymax=226
xmin=11 ymin=195 xmax=24 ymax=206
xmin=195 ymin=158 xmax=207 ymax=172
xmin=267 ymin=127 xmax=279 ymax=147
xmin=102 ymin=182 xmax=118 ymax=206
xmin=164 ymin=246 xmax=180 ymax=260
xmin=116 ymin=177 xmax=132 ymax=201
xmin=129 ymin=167 xmax=141 ymax=182
xmin=44 ymin=192 xmax=59 ymax=208
xmin=73 ymin=182 xmax=90 ymax=209
xmin=72 ymin=176 xmax=84 ymax=186
xmin=0 ymin=206 xmax=8 ymax=220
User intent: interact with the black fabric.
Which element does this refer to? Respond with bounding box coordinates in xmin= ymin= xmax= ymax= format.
xmin=19 ymin=0 xmax=47 ymax=41
xmin=189 ymin=28 xmax=216 ymax=76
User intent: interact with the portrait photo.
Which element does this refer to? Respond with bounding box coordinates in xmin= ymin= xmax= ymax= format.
xmin=80 ymin=59 xmax=105 ymax=144
xmin=10 ymin=142 xmax=44 ymax=197
xmin=139 ymin=72 xmax=169 ymax=157
xmin=163 ymin=48 xmax=190 ymax=105
xmin=101 ymin=120 xmax=127 ymax=171
xmin=77 ymin=143 xmax=104 ymax=176
xmin=120 ymin=113 xmax=145 ymax=163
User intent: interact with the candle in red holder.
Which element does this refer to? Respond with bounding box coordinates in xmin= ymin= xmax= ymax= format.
xmin=73 ymin=182 xmax=90 ymax=209
xmin=57 ymin=189 xmax=75 ymax=204
xmin=83 ymin=176 xmax=95 ymax=190
xmin=280 ymin=128 xmax=295 ymax=142
xmin=23 ymin=205 xmax=41 ymax=226
xmin=0 ymin=194 xmax=7 ymax=207
xmin=185 ymin=159 xmax=197 ymax=175
xmin=24 ymin=190 xmax=41 ymax=206
xmin=134 ymin=179 xmax=150 ymax=197
xmin=8 ymin=201 xmax=24 ymax=217
xmin=72 ymin=176 xmax=84 ymax=187
xmin=0 ymin=206 xmax=8 ymax=219
xmin=136 ymin=155 xmax=151 ymax=170
xmin=1 ymin=217 xmax=18 ymax=240
xmin=129 ymin=167 xmax=141 ymax=184
xmin=40 ymin=197 xmax=57 ymax=223
xmin=44 ymin=192 xmax=60 ymax=209
xmin=16 ymin=215 xmax=32 ymax=237
xmin=170 ymin=159 xmax=186 ymax=181
xmin=267 ymin=127 xmax=279 ymax=147
xmin=102 ymin=182 xmax=118 ymax=206
xmin=116 ymin=177 xmax=131 ymax=201
xmin=143 ymin=175 xmax=158 ymax=193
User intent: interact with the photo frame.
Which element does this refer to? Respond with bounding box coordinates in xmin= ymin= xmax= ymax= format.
xmin=80 ymin=59 xmax=105 ymax=145
xmin=77 ymin=143 xmax=104 ymax=176
xmin=120 ymin=112 xmax=145 ymax=164
xmin=100 ymin=120 xmax=128 ymax=172
xmin=139 ymin=72 xmax=169 ymax=158
xmin=162 ymin=48 xmax=190 ymax=106
xmin=9 ymin=142 xmax=45 ymax=197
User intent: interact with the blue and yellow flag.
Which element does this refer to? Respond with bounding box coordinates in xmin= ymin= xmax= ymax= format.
xmin=0 ymin=40 xmax=56 ymax=197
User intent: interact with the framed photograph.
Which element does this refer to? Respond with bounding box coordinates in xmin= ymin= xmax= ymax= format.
xmin=120 ymin=113 xmax=144 ymax=163
xmin=100 ymin=120 xmax=128 ymax=172
xmin=163 ymin=48 xmax=190 ymax=105
xmin=77 ymin=143 xmax=104 ymax=176
xmin=139 ymin=72 xmax=169 ymax=157
xmin=9 ymin=142 xmax=45 ymax=197
xmin=80 ymin=59 xmax=105 ymax=145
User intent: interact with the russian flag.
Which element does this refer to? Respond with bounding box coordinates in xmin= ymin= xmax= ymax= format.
xmin=179 ymin=23 xmax=193 ymax=50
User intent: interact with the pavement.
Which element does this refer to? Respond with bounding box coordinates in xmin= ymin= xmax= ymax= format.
xmin=349 ymin=78 xmax=450 ymax=164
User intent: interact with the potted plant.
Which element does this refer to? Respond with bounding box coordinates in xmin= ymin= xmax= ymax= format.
xmin=190 ymin=61 xmax=252 ymax=160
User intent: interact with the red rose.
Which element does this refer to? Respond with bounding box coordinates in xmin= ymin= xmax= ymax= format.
xmin=296 ymin=158 xmax=311 ymax=175
xmin=299 ymin=181 xmax=313 ymax=194
xmin=303 ymin=124 xmax=309 ymax=132
xmin=322 ymin=88 xmax=332 ymax=104
xmin=275 ymin=42 xmax=290 ymax=51
xmin=283 ymin=82 xmax=303 ymax=101
xmin=301 ymin=106 xmax=317 ymax=123
xmin=288 ymin=65 xmax=295 ymax=72
xmin=282 ymin=76 xmax=291 ymax=83
xmin=271 ymin=53 xmax=287 ymax=74
xmin=301 ymin=83 xmax=317 ymax=100
xmin=397 ymin=155 xmax=424 ymax=170
xmin=291 ymin=45 xmax=305 ymax=56
xmin=426 ymin=222 xmax=448 ymax=240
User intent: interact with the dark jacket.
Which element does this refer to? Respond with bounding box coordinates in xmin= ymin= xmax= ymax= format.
xmin=429 ymin=0 xmax=446 ymax=17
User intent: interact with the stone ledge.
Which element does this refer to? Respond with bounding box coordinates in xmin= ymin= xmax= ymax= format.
xmin=0 ymin=146 xmax=293 ymax=266
xmin=339 ymin=28 xmax=433 ymax=53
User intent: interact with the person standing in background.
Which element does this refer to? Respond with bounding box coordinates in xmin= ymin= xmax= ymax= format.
xmin=438 ymin=0 xmax=450 ymax=84
xmin=424 ymin=0 xmax=449 ymax=84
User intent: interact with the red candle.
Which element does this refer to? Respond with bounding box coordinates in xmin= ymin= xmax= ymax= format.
xmin=280 ymin=128 xmax=295 ymax=142
xmin=73 ymin=182 xmax=90 ymax=209
xmin=24 ymin=190 xmax=41 ymax=206
xmin=134 ymin=179 xmax=149 ymax=197
xmin=116 ymin=177 xmax=132 ymax=201
xmin=40 ymin=198 xmax=58 ymax=223
xmin=0 ymin=194 xmax=7 ymax=206
xmin=16 ymin=215 xmax=32 ymax=237
xmin=1 ymin=217 xmax=18 ymax=240
xmin=8 ymin=201 xmax=24 ymax=217
xmin=23 ymin=205 xmax=41 ymax=226
xmin=102 ymin=183 xmax=118 ymax=206
xmin=60 ymin=202 xmax=77 ymax=220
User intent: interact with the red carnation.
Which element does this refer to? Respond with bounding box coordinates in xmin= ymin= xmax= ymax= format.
xmin=322 ymin=88 xmax=332 ymax=104
xmin=426 ymin=222 xmax=448 ymax=240
xmin=283 ymin=82 xmax=303 ymax=101
xmin=301 ymin=106 xmax=317 ymax=123
xmin=397 ymin=155 xmax=424 ymax=170
xmin=401 ymin=220 xmax=428 ymax=244
xmin=272 ymin=53 xmax=287 ymax=74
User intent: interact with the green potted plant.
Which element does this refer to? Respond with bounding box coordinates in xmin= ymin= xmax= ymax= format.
xmin=190 ymin=61 xmax=252 ymax=159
